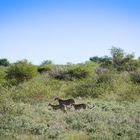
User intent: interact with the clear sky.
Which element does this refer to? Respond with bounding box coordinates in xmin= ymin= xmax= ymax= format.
xmin=0 ymin=0 xmax=140 ymax=64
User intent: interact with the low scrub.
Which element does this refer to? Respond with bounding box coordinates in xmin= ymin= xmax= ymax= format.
xmin=0 ymin=100 xmax=140 ymax=140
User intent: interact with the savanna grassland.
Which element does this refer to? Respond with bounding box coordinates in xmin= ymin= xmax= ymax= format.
xmin=0 ymin=47 xmax=140 ymax=140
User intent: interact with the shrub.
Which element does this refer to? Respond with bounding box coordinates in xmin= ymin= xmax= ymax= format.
xmin=66 ymin=66 xmax=90 ymax=80
xmin=50 ymin=65 xmax=91 ymax=81
xmin=49 ymin=66 xmax=67 ymax=79
xmin=6 ymin=60 xmax=37 ymax=84
xmin=40 ymin=60 xmax=53 ymax=66
xmin=65 ymin=78 xmax=100 ymax=98
xmin=37 ymin=66 xmax=52 ymax=73
xmin=65 ymin=73 xmax=134 ymax=99
xmin=130 ymin=70 xmax=140 ymax=83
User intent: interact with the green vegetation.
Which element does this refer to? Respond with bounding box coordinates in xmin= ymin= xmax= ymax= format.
xmin=40 ymin=60 xmax=53 ymax=66
xmin=0 ymin=47 xmax=140 ymax=140
xmin=0 ymin=58 xmax=10 ymax=66
xmin=37 ymin=65 xmax=52 ymax=73
xmin=90 ymin=47 xmax=140 ymax=71
xmin=130 ymin=69 xmax=140 ymax=83
xmin=0 ymin=67 xmax=6 ymax=84
xmin=50 ymin=65 xmax=91 ymax=81
xmin=6 ymin=60 xmax=37 ymax=85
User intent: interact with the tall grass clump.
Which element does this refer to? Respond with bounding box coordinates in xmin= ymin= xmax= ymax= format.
xmin=0 ymin=67 xmax=6 ymax=84
xmin=0 ymin=86 xmax=15 ymax=115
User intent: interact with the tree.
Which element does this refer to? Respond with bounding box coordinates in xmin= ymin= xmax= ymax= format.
xmin=0 ymin=59 xmax=10 ymax=66
xmin=40 ymin=60 xmax=53 ymax=66
xmin=110 ymin=47 xmax=139 ymax=71
xmin=90 ymin=56 xmax=112 ymax=68
xmin=110 ymin=47 xmax=125 ymax=70
xmin=90 ymin=56 xmax=102 ymax=63
xmin=100 ymin=56 xmax=112 ymax=68
xmin=90 ymin=47 xmax=140 ymax=71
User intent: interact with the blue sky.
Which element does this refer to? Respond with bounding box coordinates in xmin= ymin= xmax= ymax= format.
xmin=0 ymin=0 xmax=140 ymax=64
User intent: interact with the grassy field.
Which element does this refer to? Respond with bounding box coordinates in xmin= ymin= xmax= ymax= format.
xmin=0 ymin=61 xmax=140 ymax=140
xmin=0 ymin=98 xmax=140 ymax=140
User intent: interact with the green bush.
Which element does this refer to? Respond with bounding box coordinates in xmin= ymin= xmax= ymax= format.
xmin=37 ymin=65 xmax=52 ymax=73
xmin=130 ymin=70 xmax=140 ymax=84
xmin=65 ymin=72 xmax=140 ymax=101
xmin=49 ymin=66 xmax=67 ymax=80
xmin=6 ymin=60 xmax=37 ymax=84
xmin=65 ymin=78 xmax=100 ymax=98
xmin=65 ymin=72 xmax=117 ymax=98
xmin=66 ymin=66 xmax=91 ymax=80
xmin=50 ymin=65 xmax=91 ymax=81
